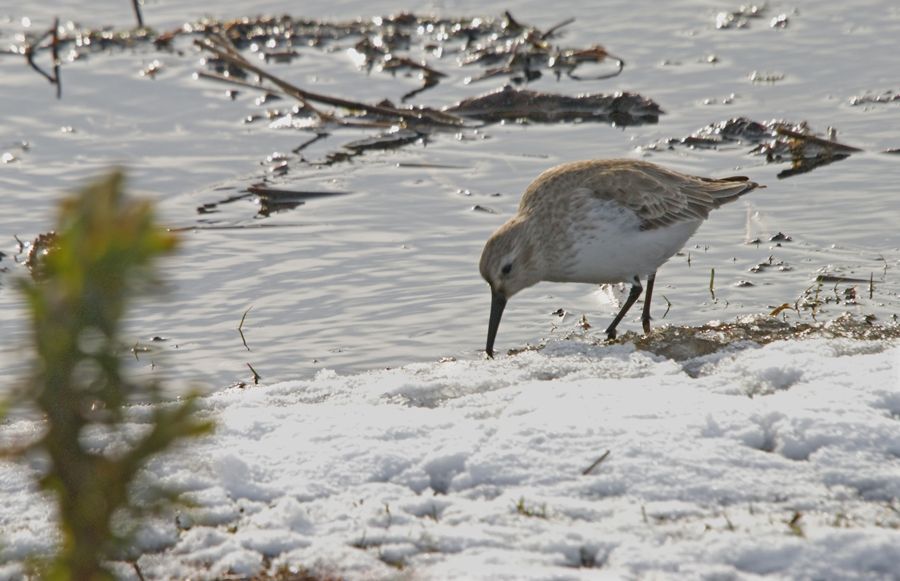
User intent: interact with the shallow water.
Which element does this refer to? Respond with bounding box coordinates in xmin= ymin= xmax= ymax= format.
xmin=1 ymin=0 xmax=899 ymax=390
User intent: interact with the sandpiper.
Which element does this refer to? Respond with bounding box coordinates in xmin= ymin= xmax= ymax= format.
xmin=479 ymin=159 xmax=760 ymax=357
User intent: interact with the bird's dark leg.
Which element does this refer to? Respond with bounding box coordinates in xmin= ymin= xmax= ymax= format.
xmin=605 ymin=276 xmax=643 ymax=340
xmin=641 ymin=271 xmax=656 ymax=334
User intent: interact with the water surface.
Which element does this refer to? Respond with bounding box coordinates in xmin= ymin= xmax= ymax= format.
xmin=1 ymin=0 xmax=898 ymax=390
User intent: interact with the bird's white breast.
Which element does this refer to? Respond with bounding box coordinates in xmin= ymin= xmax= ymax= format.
xmin=548 ymin=198 xmax=702 ymax=284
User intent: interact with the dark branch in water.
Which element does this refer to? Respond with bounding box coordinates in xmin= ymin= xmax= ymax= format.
xmin=196 ymin=36 xmax=466 ymax=129
xmin=131 ymin=0 xmax=145 ymax=28
xmin=24 ymin=24 xmax=57 ymax=88
xmin=51 ymin=18 xmax=61 ymax=99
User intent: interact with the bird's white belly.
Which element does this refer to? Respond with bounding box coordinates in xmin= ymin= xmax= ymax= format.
xmin=559 ymin=213 xmax=702 ymax=284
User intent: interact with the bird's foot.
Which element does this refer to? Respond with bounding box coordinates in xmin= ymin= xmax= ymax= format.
xmin=642 ymin=317 xmax=651 ymax=335
xmin=605 ymin=328 xmax=617 ymax=341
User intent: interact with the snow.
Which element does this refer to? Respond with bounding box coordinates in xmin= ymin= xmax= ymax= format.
xmin=1 ymin=337 xmax=899 ymax=580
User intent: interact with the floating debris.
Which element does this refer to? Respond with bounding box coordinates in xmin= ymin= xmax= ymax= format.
xmin=755 ymin=126 xmax=862 ymax=179
xmin=748 ymin=255 xmax=793 ymax=274
xmin=139 ymin=59 xmax=163 ymax=78
xmin=647 ymin=117 xmax=779 ymax=150
xmin=848 ymin=90 xmax=900 ymax=106
xmin=749 ymin=70 xmax=785 ymax=83
xmin=769 ymin=232 xmax=792 ymax=242
xmin=343 ymin=127 xmax=424 ymax=151
xmin=715 ymin=5 xmax=766 ymax=29
xmin=13 ymin=11 xmax=626 ymax=104
xmin=445 ymin=85 xmax=662 ymax=125
xmin=815 ymin=274 xmax=872 ymax=284
xmin=769 ymin=14 xmax=790 ymax=28
xmin=23 ymin=231 xmax=59 ymax=278
xmin=647 ymin=117 xmax=862 ymax=179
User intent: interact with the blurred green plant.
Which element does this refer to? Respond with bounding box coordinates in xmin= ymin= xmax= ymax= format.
xmin=15 ymin=170 xmax=212 ymax=580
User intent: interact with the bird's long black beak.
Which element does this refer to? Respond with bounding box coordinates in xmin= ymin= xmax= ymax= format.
xmin=485 ymin=290 xmax=507 ymax=358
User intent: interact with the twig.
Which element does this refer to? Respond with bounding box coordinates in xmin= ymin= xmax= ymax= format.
xmin=568 ymin=53 xmax=626 ymax=81
xmin=24 ymin=25 xmax=56 ymax=86
xmin=246 ymin=362 xmax=261 ymax=385
xmin=770 ymin=303 xmax=793 ymax=317
xmin=582 ymin=449 xmax=610 ymax=475
xmin=195 ymin=36 xmax=464 ymax=128
xmin=541 ymin=17 xmax=576 ymax=40
xmin=869 ymin=272 xmax=874 ymax=299
xmin=131 ymin=0 xmax=145 ymax=28
xmin=709 ymin=267 xmax=716 ymax=300
xmin=194 ymin=71 xmax=392 ymax=130
xmin=775 ymin=126 xmax=862 ymax=153
xmin=132 ymin=561 xmax=147 ymax=581
xmin=51 ymin=18 xmax=61 ymax=99
xmin=238 ymin=305 xmax=252 ymax=351
xmin=662 ymin=295 xmax=672 ymax=319
xmin=293 ymin=132 xmax=329 ymax=153
xmin=194 ymin=70 xmax=279 ymax=93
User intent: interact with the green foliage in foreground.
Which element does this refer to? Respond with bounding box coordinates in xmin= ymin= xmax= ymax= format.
xmin=16 ymin=171 xmax=212 ymax=580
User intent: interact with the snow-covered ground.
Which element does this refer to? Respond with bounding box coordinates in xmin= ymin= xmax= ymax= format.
xmin=2 ymin=332 xmax=900 ymax=580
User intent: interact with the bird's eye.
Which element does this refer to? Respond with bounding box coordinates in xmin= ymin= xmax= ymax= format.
xmin=501 ymin=263 xmax=512 ymax=276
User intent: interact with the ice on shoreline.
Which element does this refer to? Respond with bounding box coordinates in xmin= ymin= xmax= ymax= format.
xmin=1 ymin=335 xmax=899 ymax=580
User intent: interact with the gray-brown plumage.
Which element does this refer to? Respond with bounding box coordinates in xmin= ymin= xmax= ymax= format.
xmin=480 ymin=159 xmax=761 ymax=357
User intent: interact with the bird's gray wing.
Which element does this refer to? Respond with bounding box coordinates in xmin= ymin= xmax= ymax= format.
xmin=588 ymin=165 xmax=756 ymax=230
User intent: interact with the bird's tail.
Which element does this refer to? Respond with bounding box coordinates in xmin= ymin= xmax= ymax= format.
xmin=701 ymin=175 xmax=763 ymax=206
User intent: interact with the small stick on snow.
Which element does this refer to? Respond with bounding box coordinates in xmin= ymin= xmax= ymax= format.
xmin=247 ymin=362 xmax=261 ymax=385
xmin=582 ymin=449 xmax=610 ymax=475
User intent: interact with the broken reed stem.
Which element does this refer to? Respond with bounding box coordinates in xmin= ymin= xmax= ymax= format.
xmin=132 ymin=562 xmax=147 ymax=581
xmin=709 ymin=267 xmax=716 ymax=299
xmin=869 ymin=272 xmax=874 ymax=299
xmin=247 ymin=362 xmax=261 ymax=385
xmin=540 ymin=17 xmax=576 ymax=40
xmin=662 ymin=295 xmax=672 ymax=319
xmin=582 ymin=450 xmax=610 ymax=475
xmin=131 ymin=0 xmax=145 ymax=28
xmin=238 ymin=305 xmax=252 ymax=351
xmin=24 ymin=24 xmax=57 ymax=86
xmin=51 ymin=18 xmax=61 ymax=99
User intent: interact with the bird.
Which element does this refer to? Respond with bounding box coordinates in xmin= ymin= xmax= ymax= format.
xmin=479 ymin=159 xmax=761 ymax=357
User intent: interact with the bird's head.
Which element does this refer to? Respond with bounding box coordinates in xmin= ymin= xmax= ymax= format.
xmin=479 ymin=218 xmax=543 ymax=358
